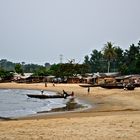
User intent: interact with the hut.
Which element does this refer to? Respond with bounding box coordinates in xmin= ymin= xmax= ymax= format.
xmin=45 ymin=76 xmax=55 ymax=82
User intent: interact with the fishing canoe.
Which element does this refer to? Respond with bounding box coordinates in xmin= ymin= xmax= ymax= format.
xmin=26 ymin=92 xmax=73 ymax=99
xmin=100 ymin=83 xmax=135 ymax=90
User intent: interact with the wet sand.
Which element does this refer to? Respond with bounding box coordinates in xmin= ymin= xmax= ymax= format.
xmin=0 ymin=82 xmax=140 ymax=140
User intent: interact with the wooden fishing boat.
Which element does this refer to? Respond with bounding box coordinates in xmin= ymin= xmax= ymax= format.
xmin=79 ymin=84 xmax=99 ymax=88
xmin=100 ymin=83 xmax=135 ymax=90
xmin=100 ymin=83 xmax=124 ymax=89
xmin=27 ymin=94 xmax=65 ymax=99
xmin=27 ymin=91 xmax=73 ymax=99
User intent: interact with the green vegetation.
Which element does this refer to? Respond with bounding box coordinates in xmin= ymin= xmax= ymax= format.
xmin=0 ymin=59 xmax=89 ymax=79
xmin=103 ymin=42 xmax=117 ymax=73
xmin=84 ymin=41 xmax=140 ymax=74
xmin=32 ymin=66 xmax=48 ymax=76
xmin=15 ymin=64 xmax=24 ymax=75
xmin=0 ymin=40 xmax=140 ymax=79
xmin=45 ymin=63 xmax=88 ymax=77
xmin=0 ymin=69 xmax=13 ymax=81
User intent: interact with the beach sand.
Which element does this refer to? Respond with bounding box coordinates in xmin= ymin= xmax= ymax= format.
xmin=0 ymin=83 xmax=140 ymax=140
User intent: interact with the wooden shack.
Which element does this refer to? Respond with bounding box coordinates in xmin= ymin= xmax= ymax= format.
xmin=67 ymin=77 xmax=81 ymax=83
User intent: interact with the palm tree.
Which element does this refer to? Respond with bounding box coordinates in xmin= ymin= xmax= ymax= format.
xmin=103 ymin=42 xmax=117 ymax=73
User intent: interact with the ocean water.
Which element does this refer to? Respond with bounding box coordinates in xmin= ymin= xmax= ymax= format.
xmin=0 ymin=89 xmax=78 ymax=118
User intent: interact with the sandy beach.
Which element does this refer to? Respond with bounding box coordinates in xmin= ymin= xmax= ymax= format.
xmin=0 ymin=83 xmax=140 ymax=140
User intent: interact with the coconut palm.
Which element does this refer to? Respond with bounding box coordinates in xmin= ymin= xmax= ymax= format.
xmin=103 ymin=42 xmax=117 ymax=73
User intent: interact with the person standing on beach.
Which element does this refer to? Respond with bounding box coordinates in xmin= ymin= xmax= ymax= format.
xmin=53 ymin=82 xmax=55 ymax=87
xmin=44 ymin=77 xmax=47 ymax=87
xmin=45 ymin=82 xmax=47 ymax=87
xmin=88 ymin=87 xmax=90 ymax=94
xmin=63 ymin=90 xmax=68 ymax=99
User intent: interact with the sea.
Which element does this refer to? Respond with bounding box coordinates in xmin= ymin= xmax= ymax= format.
xmin=0 ymin=89 xmax=86 ymax=118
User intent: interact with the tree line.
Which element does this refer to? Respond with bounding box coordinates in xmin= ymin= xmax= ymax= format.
xmin=0 ymin=40 xmax=140 ymax=81
xmin=84 ymin=41 xmax=140 ymax=74
xmin=0 ymin=59 xmax=88 ymax=80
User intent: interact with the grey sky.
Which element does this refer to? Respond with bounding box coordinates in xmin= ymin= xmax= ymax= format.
xmin=0 ymin=0 xmax=140 ymax=65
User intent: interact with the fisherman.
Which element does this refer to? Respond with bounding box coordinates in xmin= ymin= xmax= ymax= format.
xmin=63 ymin=90 xmax=68 ymax=99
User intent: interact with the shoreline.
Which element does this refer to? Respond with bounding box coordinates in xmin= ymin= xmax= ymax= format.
xmin=0 ymin=82 xmax=140 ymax=119
xmin=0 ymin=83 xmax=95 ymax=120
xmin=1 ymin=83 xmax=140 ymax=139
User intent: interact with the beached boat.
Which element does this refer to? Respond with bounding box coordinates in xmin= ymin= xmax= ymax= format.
xmin=27 ymin=91 xmax=74 ymax=99
xmin=79 ymin=84 xmax=99 ymax=88
xmin=100 ymin=83 xmax=135 ymax=90
xmin=100 ymin=83 xmax=123 ymax=89
xmin=27 ymin=94 xmax=65 ymax=99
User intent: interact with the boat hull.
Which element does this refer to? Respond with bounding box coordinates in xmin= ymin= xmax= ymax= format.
xmin=79 ymin=84 xmax=99 ymax=88
xmin=27 ymin=94 xmax=67 ymax=99
xmin=100 ymin=83 xmax=135 ymax=90
xmin=100 ymin=84 xmax=124 ymax=89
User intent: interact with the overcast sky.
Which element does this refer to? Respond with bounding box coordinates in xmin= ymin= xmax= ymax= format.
xmin=0 ymin=0 xmax=140 ymax=65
